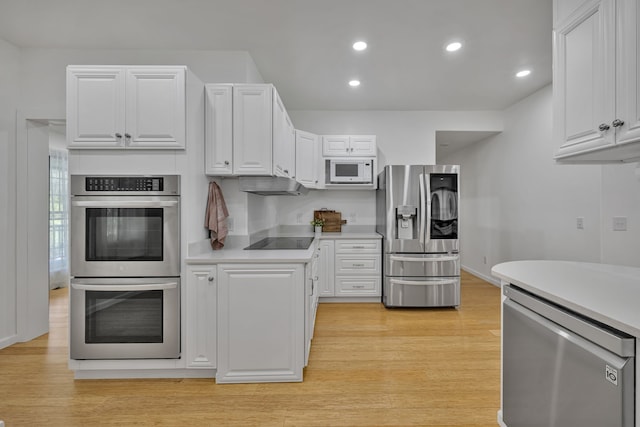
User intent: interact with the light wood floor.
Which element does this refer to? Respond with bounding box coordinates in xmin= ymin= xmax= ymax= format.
xmin=0 ymin=271 xmax=501 ymax=426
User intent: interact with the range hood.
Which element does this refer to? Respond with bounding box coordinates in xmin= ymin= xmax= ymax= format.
xmin=238 ymin=176 xmax=309 ymax=196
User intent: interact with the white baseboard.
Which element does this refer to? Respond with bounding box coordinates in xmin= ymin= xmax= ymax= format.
xmin=0 ymin=334 xmax=18 ymax=351
xmin=461 ymin=265 xmax=501 ymax=287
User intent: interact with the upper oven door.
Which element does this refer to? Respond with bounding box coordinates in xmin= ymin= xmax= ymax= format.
xmin=70 ymin=195 xmax=180 ymax=277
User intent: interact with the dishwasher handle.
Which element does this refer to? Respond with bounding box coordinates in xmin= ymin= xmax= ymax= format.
xmin=504 ymin=285 xmax=635 ymax=357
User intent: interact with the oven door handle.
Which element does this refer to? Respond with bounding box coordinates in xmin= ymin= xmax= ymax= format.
xmin=71 ymin=282 xmax=178 ymax=292
xmin=71 ymin=200 xmax=179 ymax=208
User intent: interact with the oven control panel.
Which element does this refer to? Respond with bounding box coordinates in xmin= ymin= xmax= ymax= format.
xmin=86 ymin=177 xmax=164 ymax=192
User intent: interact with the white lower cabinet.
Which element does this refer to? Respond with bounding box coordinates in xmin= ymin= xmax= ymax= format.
xmin=317 ymin=240 xmax=335 ymax=297
xmin=318 ymin=238 xmax=382 ymax=299
xmin=305 ymin=253 xmax=320 ymax=366
xmin=216 ymin=263 xmax=305 ymax=383
xmin=185 ymin=265 xmax=217 ymax=369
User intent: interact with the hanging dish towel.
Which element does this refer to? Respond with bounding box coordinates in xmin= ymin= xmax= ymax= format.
xmin=204 ymin=181 xmax=229 ymax=250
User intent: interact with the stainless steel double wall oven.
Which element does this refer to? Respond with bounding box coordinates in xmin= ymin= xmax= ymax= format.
xmin=70 ymin=175 xmax=181 ymax=359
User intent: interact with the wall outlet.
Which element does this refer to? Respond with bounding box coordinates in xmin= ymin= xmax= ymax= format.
xmin=227 ymin=217 xmax=234 ymax=232
xmin=483 ymin=256 xmax=487 ymax=265
xmin=576 ymin=217 xmax=584 ymax=230
xmin=296 ymin=213 xmax=303 ymax=224
xmin=613 ymin=216 xmax=627 ymax=231
xmin=349 ymin=213 xmax=356 ymax=223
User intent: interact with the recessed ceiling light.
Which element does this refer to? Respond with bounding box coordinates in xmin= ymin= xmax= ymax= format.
xmin=516 ymin=69 xmax=531 ymax=78
xmin=445 ymin=42 xmax=462 ymax=52
xmin=353 ymin=41 xmax=367 ymax=51
xmin=349 ymin=80 xmax=361 ymax=87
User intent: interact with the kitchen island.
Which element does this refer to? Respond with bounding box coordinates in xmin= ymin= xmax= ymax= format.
xmin=492 ymin=260 xmax=640 ymax=427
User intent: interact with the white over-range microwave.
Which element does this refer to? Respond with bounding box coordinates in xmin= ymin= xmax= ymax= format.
xmin=328 ymin=158 xmax=374 ymax=184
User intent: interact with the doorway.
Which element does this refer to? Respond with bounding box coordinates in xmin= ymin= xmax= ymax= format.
xmin=15 ymin=114 xmax=67 ymax=343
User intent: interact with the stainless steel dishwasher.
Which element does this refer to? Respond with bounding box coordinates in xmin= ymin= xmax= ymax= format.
xmin=502 ymin=285 xmax=635 ymax=427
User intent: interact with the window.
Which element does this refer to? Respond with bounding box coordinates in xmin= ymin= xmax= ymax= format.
xmin=49 ymin=148 xmax=69 ymax=288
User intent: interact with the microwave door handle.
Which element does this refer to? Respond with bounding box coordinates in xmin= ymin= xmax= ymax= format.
xmin=71 ymin=200 xmax=179 ymax=208
xmin=71 ymin=282 xmax=178 ymax=292
xmin=418 ymin=174 xmax=425 ymax=248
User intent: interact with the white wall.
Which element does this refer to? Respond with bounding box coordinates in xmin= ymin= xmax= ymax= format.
xmin=441 ymin=85 xmax=604 ymax=283
xmin=0 ymin=38 xmax=21 ymax=346
xmin=601 ymin=164 xmax=640 ymax=267
xmin=289 ymin=110 xmax=503 ymax=169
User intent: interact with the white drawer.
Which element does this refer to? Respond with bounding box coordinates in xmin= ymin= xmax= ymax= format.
xmin=335 ymin=254 xmax=380 ymax=275
xmin=335 ymin=276 xmax=381 ymax=296
xmin=334 ymin=239 xmax=381 ymax=254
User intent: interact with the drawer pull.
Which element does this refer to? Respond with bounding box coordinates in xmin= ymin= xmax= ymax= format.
xmin=353 ymin=285 xmax=365 ymax=289
xmin=352 ymin=263 xmax=365 ymax=267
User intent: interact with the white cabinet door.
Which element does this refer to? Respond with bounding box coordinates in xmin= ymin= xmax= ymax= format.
xmin=205 ymin=85 xmax=234 ymax=175
xmin=125 ymin=68 xmax=186 ymax=148
xmin=322 ymin=135 xmax=350 ymax=156
xmin=318 ymin=240 xmax=335 ymax=297
xmin=216 ymin=263 xmax=304 ymax=383
xmin=615 ymin=0 xmax=640 ymax=146
xmin=233 ymin=85 xmax=273 ymax=175
xmin=273 ymin=89 xmax=294 ymax=178
xmin=185 ymin=266 xmax=217 ymax=369
xmin=350 ymin=135 xmax=377 ymax=156
xmin=67 ymin=67 xmax=126 ymax=148
xmin=554 ymin=0 xmax=615 ymax=159
xmin=295 ymin=130 xmax=319 ymax=188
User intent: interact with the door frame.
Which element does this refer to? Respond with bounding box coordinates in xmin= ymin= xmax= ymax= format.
xmin=15 ymin=109 xmax=65 ymax=343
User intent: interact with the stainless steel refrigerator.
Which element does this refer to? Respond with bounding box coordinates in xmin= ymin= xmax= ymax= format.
xmin=376 ymin=165 xmax=460 ymax=308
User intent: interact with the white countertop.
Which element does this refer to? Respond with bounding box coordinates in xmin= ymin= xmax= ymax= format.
xmin=492 ymin=260 xmax=640 ymax=337
xmin=186 ymin=226 xmax=381 ymax=264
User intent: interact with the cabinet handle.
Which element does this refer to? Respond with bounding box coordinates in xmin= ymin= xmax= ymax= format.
xmin=115 ymin=133 xmax=123 ymax=139
xmin=598 ymin=123 xmax=610 ymax=131
xmin=284 ymin=169 xmax=289 ymax=174
xmin=353 ymin=285 xmax=365 ymax=289
xmin=208 ymin=276 xmax=214 ymax=282
xmin=224 ymin=160 xmax=230 ymax=166
xmin=612 ymin=119 xmax=625 ymax=128
xmin=352 ymin=263 xmax=365 ymax=267
xmin=124 ymin=133 xmax=131 ymax=139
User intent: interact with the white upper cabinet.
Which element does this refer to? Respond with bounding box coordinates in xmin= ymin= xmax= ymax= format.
xmin=553 ymin=0 xmax=640 ymax=162
xmin=233 ymin=85 xmax=273 ymax=175
xmin=273 ymin=89 xmax=296 ymax=178
xmin=205 ymin=85 xmax=233 ymax=175
xmin=206 ymin=83 xmax=297 ymax=177
xmin=67 ymin=66 xmax=186 ymax=149
xmin=295 ymin=130 xmax=320 ymax=189
xmin=322 ymin=135 xmax=377 ymax=157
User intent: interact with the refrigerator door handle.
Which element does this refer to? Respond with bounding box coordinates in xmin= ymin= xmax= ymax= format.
xmin=390 ymin=255 xmax=459 ymax=263
xmin=419 ymin=174 xmax=426 ymax=248
xmin=390 ymin=278 xmax=458 ymax=287
xmin=424 ymin=172 xmax=431 ymax=244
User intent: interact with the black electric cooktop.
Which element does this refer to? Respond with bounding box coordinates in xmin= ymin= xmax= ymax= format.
xmin=244 ymin=236 xmax=314 ymax=250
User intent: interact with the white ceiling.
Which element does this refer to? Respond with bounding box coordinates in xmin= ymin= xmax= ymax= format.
xmin=0 ymin=0 xmax=552 ymax=112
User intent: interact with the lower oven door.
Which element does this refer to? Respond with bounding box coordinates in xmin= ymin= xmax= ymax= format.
xmin=383 ymin=276 xmax=460 ymax=308
xmin=70 ymin=277 xmax=180 ymax=360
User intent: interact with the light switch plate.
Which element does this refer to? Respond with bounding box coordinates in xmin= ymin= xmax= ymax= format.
xmin=613 ymin=216 xmax=627 ymax=231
